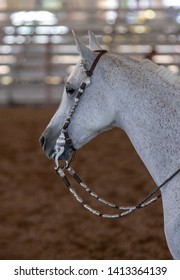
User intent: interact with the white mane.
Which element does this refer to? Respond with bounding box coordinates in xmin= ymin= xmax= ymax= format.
xmin=141 ymin=59 xmax=180 ymax=89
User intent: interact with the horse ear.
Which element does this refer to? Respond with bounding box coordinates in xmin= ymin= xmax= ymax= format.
xmin=72 ymin=30 xmax=95 ymax=67
xmin=88 ymin=31 xmax=102 ymax=51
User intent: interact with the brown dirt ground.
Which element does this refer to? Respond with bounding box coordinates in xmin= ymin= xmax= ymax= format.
xmin=0 ymin=107 xmax=172 ymax=260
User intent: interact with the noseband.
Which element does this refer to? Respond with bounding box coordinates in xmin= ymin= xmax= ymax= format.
xmin=53 ymin=50 xmax=180 ymax=219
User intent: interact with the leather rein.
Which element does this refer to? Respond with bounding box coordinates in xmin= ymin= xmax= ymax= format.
xmin=53 ymin=50 xmax=180 ymax=219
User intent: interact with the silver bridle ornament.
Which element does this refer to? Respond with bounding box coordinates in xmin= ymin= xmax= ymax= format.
xmin=53 ymin=75 xmax=91 ymax=168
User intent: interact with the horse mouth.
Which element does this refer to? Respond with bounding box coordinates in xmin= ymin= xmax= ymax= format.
xmin=39 ymin=130 xmax=75 ymax=162
xmin=50 ymin=142 xmax=74 ymax=162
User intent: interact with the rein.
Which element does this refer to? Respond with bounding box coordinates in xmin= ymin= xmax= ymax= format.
xmin=53 ymin=50 xmax=180 ymax=219
xmin=55 ymin=163 xmax=180 ymax=218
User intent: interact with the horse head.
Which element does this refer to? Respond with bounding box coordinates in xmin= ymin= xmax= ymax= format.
xmin=40 ymin=32 xmax=115 ymax=161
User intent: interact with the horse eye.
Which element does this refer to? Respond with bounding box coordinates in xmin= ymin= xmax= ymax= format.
xmin=66 ymin=86 xmax=75 ymax=95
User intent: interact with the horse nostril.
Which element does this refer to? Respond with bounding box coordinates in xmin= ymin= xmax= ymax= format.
xmin=39 ymin=134 xmax=46 ymax=148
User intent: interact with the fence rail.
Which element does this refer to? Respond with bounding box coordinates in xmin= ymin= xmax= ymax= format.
xmin=0 ymin=6 xmax=179 ymax=105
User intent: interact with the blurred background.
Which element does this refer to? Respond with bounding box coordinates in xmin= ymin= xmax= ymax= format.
xmin=0 ymin=0 xmax=180 ymax=106
xmin=0 ymin=0 xmax=179 ymax=260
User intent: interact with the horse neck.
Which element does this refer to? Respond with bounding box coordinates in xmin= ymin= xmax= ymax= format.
xmin=106 ymin=54 xmax=179 ymax=185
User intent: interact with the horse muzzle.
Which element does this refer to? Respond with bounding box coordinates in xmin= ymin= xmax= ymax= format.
xmin=39 ymin=129 xmax=75 ymax=162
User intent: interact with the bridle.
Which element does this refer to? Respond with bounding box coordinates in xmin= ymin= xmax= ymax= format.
xmin=53 ymin=50 xmax=180 ymax=219
xmin=53 ymin=49 xmax=107 ymax=166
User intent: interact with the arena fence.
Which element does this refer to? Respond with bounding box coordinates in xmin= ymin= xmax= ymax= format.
xmin=0 ymin=3 xmax=179 ymax=105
